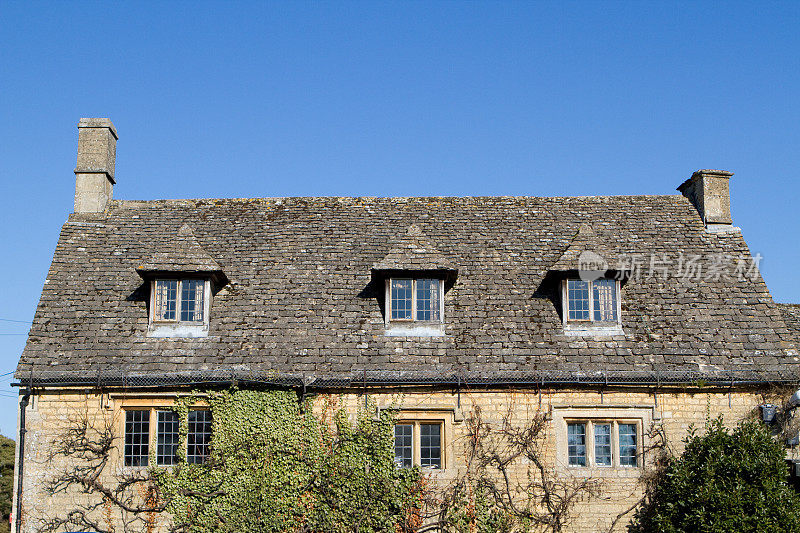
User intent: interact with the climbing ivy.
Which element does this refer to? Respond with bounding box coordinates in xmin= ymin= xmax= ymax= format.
xmin=151 ymin=389 xmax=423 ymax=532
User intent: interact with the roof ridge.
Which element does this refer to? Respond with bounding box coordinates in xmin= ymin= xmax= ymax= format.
xmin=109 ymin=193 xmax=689 ymax=207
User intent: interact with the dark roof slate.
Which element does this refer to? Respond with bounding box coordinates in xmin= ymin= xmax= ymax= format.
xmin=779 ymin=304 xmax=800 ymax=340
xmin=17 ymin=195 xmax=800 ymax=384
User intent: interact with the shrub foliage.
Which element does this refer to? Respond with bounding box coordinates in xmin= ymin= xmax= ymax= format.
xmin=152 ymin=389 xmax=423 ymax=532
xmin=41 ymin=389 xmax=422 ymax=533
xmin=628 ymin=417 xmax=800 ymax=533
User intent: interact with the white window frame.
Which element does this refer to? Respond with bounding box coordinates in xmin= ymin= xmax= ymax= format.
xmin=393 ymin=419 xmax=445 ymax=470
xmin=385 ymin=278 xmax=445 ymax=325
xmin=561 ymin=278 xmax=622 ymax=325
xmin=149 ymin=279 xmax=211 ymax=326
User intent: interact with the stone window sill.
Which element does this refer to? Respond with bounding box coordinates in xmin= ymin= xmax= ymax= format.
xmin=563 ymin=323 xmax=624 ymax=337
xmin=559 ymin=464 xmax=642 ymax=479
xmin=384 ymin=322 xmax=445 ymax=337
xmin=147 ymin=323 xmax=209 ymax=338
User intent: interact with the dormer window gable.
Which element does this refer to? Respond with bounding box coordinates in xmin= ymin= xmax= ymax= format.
xmin=371 ymin=225 xmax=457 ymax=337
xmin=136 ymin=224 xmax=228 ymax=338
xmin=550 ymin=224 xmax=626 ymax=337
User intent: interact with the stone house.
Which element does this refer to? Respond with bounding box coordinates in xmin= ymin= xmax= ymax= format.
xmin=12 ymin=118 xmax=800 ymax=532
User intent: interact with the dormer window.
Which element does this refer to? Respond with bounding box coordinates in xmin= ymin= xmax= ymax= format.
xmin=384 ymin=277 xmax=446 ymax=337
xmin=389 ymin=279 xmax=442 ymax=322
xmin=147 ymin=278 xmax=211 ymax=337
xmin=371 ymin=225 xmax=456 ymax=337
xmin=564 ymin=278 xmax=619 ymax=323
xmin=561 ymin=278 xmax=622 ymax=335
xmin=153 ymin=279 xmax=207 ymax=323
xmin=136 ymin=224 xmax=226 ymax=338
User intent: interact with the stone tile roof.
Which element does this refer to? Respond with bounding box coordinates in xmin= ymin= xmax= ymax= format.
xmin=136 ymin=224 xmax=224 ymax=277
xmin=372 ymin=225 xmax=457 ymax=272
xmin=16 ymin=195 xmax=800 ymax=384
xmin=778 ymin=304 xmax=800 ymax=340
xmin=550 ymin=223 xmax=622 ymax=271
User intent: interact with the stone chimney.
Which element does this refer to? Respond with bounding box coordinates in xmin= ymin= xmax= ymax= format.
xmin=74 ymin=118 xmax=117 ymax=213
xmin=677 ymin=169 xmax=734 ymax=228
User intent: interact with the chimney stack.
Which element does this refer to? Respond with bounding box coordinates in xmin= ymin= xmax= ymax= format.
xmin=677 ymin=169 xmax=734 ymax=228
xmin=74 ymin=118 xmax=117 ymax=213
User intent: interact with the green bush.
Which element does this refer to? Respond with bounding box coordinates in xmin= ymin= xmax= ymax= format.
xmin=628 ymin=417 xmax=800 ymax=533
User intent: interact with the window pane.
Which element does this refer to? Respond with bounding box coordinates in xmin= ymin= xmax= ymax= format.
xmin=181 ymin=280 xmax=205 ymax=322
xmin=593 ymin=279 xmax=618 ymax=322
xmin=567 ymin=280 xmax=590 ymax=320
xmin=154 ymin=280 xmax=178 ymax=321
xmin=391 ymin=279 xmax=413 ymax=320
xmin=156 ymin=410 xmax=180 ymax=466
xmin=567 ymin=423 xmax=586 ymax=466
xmin=594 ymin=423 xmax=612 ymax=466
xmin=394 ymin=424 xmax=413 ymax=468
xmin=124 ymin=410 xmax=150 ymax=467
xmin=420 ymin=423 xmax=441 ymax=469
xmin=619 ymin=423 xmax=637 ymax=466
xmin=187 ymin=410 xmax=213 ymax=464
xmin=415 ymin=279 xmax=441 ymax=321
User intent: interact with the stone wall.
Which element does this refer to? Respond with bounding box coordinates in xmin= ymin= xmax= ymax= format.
xmin=13 ymin=386 xmax=767 ymax=533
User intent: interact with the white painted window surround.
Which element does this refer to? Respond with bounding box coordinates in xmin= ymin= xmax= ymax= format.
xmin=147 ymin=279 xmax=211 ymax=338
xmin=385 ymin=277 xmax=445 ymax=337
xmin=561 ymin=278 xmax=624 ymax=337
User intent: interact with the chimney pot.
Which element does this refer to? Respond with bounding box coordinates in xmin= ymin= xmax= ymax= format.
xmin=74 ymin=118 xmax=117 ymax=213
xmin=677 ymin=169 xmax=734 ymax=227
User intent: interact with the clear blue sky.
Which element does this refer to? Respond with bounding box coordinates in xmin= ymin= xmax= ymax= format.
xmin=1 ymin=1 xmax=798 ymax=437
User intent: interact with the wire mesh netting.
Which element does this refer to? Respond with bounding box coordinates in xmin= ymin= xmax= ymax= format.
xmin=11 ymin=367 xmax=800 ymax=390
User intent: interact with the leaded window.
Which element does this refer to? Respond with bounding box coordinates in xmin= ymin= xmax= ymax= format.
xmin=594 ymin=423 xmax=612 ymax=466
xmin=391 ymin=280 xmax=413 ymax=320
xmin=567 ymin=423 xmax=587 ymax=466
xmin=156 ymin=410 xmax=180 ymax=466
xmin=154 ymin=280 xmax=178 ymax=321
xmin=394 ymin=421 xmax=445 ymax=469
xmin=180 ymin=280 xmax=205 ymax=322
xmin=619 ymin=423 xmax=638 ymax=466
xmin=415 ymin=280 xmax=440 ymax=321
xmin=124 ymin=410 xmax=150 ymax=467
xmin=566 ymin=420 xmax=639 ymax=468
xmin=152 ymin=279 xmax=206 ymax=323
xmin=188 ymin=410 xmax=213 ymax=464
xmin=389 ymin=278 xmax=442 ymax=322
xmin=567 ymin=280 xmax=590 ymax=321
xmin=394 ymin=424 xmax=413 ymax=468
xmin=565 ymin=279 xmax=619 ymax=323
xmin=592 ymin=279 xmax=618 ymax=322
xmin=420 ymin=423 xmax=442 ymax=469
xmin=124 ymin=407 xmax=216 ymax=468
